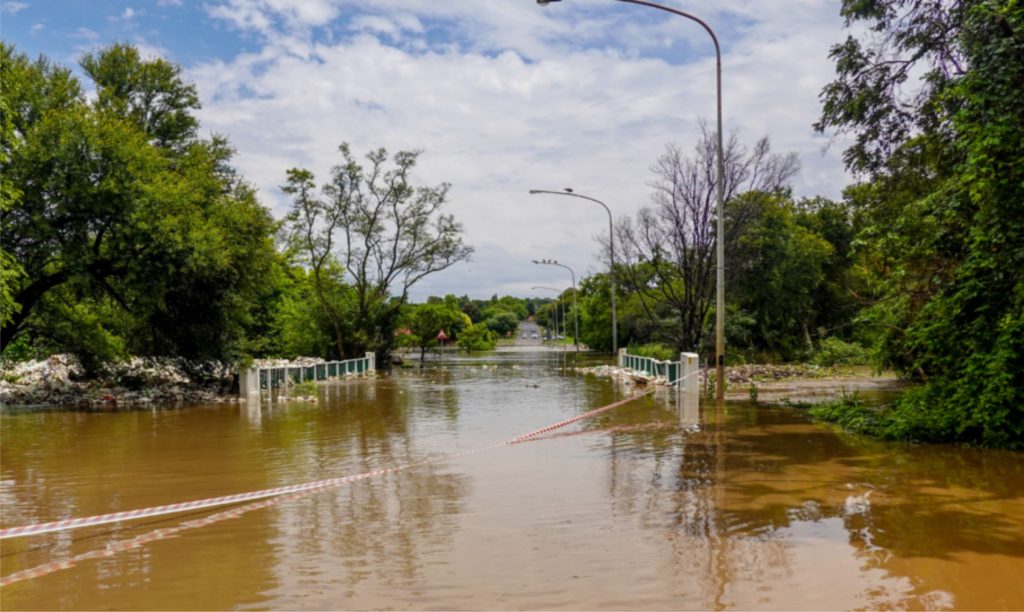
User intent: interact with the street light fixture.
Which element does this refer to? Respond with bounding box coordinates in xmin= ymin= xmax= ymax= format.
xmin=529 ymin=188 xmax=617 ymax=355
xmin=536 ymin=0 xmax=726 ymax=400
xmin=532 ymin=286 xmax=568 ymax=348
xmin=532 ymin=259 xmax=580 ymax=354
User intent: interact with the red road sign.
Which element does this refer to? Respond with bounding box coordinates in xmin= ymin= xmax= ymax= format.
xmin=436 ymin=329 xmax=448 ymax=341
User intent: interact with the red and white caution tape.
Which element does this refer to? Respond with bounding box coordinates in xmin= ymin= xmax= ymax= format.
xmin=1 ymin=388 xmax=660 ymax=541
xmin=1 ymin=380 xmax=696 ymax=586
xmin=0 ymin=464 xmax=413 ymax=540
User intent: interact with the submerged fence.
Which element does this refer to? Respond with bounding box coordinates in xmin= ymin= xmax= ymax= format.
xmin=617 ymin=349 xmax=700 ymax=395
xmin=238 ymin=353 xmax=375 ymax=401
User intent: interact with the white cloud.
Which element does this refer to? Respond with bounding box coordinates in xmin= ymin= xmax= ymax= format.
xmin=30 ymin=22 xmax=44 ymax=33
xmin=1 ymin=2 xmax=28 ymax=15
xmin=71 ymin=27 xmax=100 ymax=41
xmin=191 ymin=1 xmax=852 ymax=300
xmin=133 ymin=40 xmax=170 ymax=60
xmin=157 ymin=0 xmax=183 ymax=6
xmin=207 ymin=0 xmax=339 ymax=35
xmin=109 ymin=6 xmax=140 ymax=23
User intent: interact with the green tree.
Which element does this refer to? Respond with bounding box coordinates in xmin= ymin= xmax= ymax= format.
xmin=400 ymin=301 xmax=468 ymax=362
xmin=282 ymin=168 xmax=349 ymax=357
xmin=615 ymin=126 xmax=799 ymax=353
xmin=481 ymin=308 xmax=520 ymax=337
xmin=283 ymin=145 xmax=472 ymax=363
xmin=0 ymin=95 xmax=24 ymax=328
xmin=817 ymin=0 xmax=1024 ymax=446
xmin=456 ymin=323 xmax=497 ymax=351
xmin=730 ymin=193 xmax=834 ymax=359
xmin=0 ymin=43 xmax=280 ymax=368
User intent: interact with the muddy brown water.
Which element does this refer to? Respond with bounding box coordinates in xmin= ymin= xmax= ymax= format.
xmin=2 ymin=351 xmax=1023 ymax=610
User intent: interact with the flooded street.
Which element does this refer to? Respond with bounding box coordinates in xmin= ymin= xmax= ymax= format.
xmin=2 ymin=350 xmax=1023 ymax=610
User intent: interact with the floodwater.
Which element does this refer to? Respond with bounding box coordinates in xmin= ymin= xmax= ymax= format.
xmin=2 ymin=351 xmax=1023 ymax=610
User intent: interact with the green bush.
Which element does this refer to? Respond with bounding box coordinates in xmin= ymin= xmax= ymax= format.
xmin=811 ymin=337 xmax=871 ymax=367
xmin=482 ymin=309 xmax=520 ymax=337
xmin=628 ymin=343 xmax=677 ymax=361
xmin=457 ymin=325 xmax=498 ymax=351
xmin=808 ymin=388 xmax=965 ymax=445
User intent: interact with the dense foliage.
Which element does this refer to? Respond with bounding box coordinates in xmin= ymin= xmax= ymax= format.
xmin=579 ymin=132 xmax=865 ymax=362
xmin=0 ymin=43 xmax=474 ymax=371
xmin=814 ymin=0 xmax=1023 ymax=447
xmin=1 ymin=43 xmax=280 ymax=372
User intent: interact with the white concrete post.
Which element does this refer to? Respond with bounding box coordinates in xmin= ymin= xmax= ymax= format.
xmin=239 ymin=367 xmax=260 ymax=401
xmin=681 ymin=352 xmax=699 ymax=395
xmin=617 ymin=348 xmax=626 ymax=368
xmin=366 ymin=352 xmax=375 ymax=374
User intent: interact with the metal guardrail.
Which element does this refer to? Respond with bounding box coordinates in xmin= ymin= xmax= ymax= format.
xmin=617 ymin=349 xmax=700 ymax=394
xmin=238 ymin=353 xmax=376 ymax=400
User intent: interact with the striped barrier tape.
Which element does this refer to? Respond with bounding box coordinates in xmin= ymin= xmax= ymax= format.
xmin=1 ymin=380 xmax=682 ymax=541
xmin=0 ymin=372 xmax=704 ymax=589
xmin=1 ymin=419 xmax=680 ymax=587
xmin=0 ymin=375 xmax=702 ymax=586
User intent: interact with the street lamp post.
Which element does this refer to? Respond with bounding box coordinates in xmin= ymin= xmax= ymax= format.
xmin=532 ymin=286 xmax=568 ymax=349
xmin=536 ymin=0 xmax=726 ymax=401
xmin=529 ymin=188 xmax=617 ymax=355
xmin=532 ymin=259 xmax=580 ymax=354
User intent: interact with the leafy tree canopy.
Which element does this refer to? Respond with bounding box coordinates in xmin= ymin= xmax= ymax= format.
xmin=817 ymin=0 xmax=1024 ymax=447
xmin=1 ymin=43 xmax=280 ymax=369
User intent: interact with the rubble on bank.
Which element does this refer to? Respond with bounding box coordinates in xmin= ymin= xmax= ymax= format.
xmin=0 ymin=354 xmax=241 ymax=409
xmin=250 ymin=357 xmax=327 ymax=368
xmin=575 ymin=364 xmax=674 ymax=386
xmin=576 ymin=363 xmax=836 ymax=387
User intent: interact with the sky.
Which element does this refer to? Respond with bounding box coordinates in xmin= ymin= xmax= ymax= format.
xmin=2 ymin=0 xmax=853 ymax=301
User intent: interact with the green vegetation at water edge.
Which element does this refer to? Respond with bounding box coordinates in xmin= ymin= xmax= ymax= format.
xmin=804 ymin=390 xmax=1018 ymax=449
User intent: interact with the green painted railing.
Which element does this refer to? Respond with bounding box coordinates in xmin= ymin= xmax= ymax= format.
xmin=617 ymin=349 xmax=701 ymax=394
xmin=239 ymin=353 xmax=376 ymax=399
xmin=620 ymin=352 xmax=680 ymax=384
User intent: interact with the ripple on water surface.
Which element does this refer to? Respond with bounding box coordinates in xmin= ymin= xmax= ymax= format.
xmin=2 ymin=351 xmax=1023 ymax=609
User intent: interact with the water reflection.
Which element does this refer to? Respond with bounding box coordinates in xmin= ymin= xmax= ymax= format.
xmin=594 ymin=398 xmax=1024 ymax=609
xmin=2 ymin=353 xmax=1023 ymax=610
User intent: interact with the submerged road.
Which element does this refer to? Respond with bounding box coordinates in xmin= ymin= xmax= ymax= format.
xmin=2 ymin=349 xmax=1023 ymax=609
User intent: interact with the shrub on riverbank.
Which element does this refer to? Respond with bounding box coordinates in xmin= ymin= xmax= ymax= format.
xmin=457 ymin=325 xmax=498 ymax=351
xmin=808 ymin=386 xmax=1018 ymax=449
xmin=811 ymin=337 xmax=871 ymax=367
xmin=628 ymin=343 xmax=677 ymax=361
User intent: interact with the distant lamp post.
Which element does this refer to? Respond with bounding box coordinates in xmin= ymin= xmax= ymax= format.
xmin=529 ymin=188 xmax=617 ymax=355
xmin=532 ymin=259 xmax=580 ymax=354
xmin=532 ymin=285 xmax=568 ymax=348
xmin=536 ymin=0 xmax=726 ymax=400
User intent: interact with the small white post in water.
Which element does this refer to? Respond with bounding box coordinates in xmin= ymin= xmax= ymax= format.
xmin=239 ymin=367 xmax=260 ymax=402
xmin=366 ymin=351 xmax=375 ymax=374
xmin=679 ymin=352 xmax=700 ymax=424
xmin=681 ymin=352 xmax=700 ymax=397
xmin=617 ymin=347 xmax=626 ymax=369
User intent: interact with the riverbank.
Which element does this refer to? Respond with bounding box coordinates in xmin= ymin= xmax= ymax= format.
xmin=577 ymin=362 xmax=906 ymax=401
xmin=0 ymin=355 xmax=330 ymax=409
xmin=0 ymin=355 xmax=232 ymax=409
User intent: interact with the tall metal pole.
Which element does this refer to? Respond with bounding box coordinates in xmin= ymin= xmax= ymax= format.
xmin=532 ymin=259 xmax=580 ymax=355
xmin=529 ymin=189 xmax=617 ymax=355
xmin=536 ymin=0 xmax=725 ymax=399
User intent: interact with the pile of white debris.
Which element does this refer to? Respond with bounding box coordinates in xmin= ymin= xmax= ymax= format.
xmin=0 ymin=354 xmax=237 ymax=409
xmin=576 ymin=364 xmax=693 ymax=386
